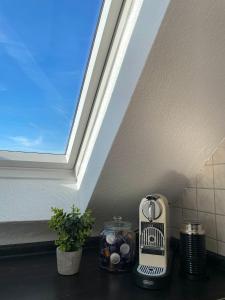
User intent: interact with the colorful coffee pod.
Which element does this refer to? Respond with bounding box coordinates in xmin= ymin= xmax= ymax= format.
xmin=103 ymin=247 xmax=110 ymax=257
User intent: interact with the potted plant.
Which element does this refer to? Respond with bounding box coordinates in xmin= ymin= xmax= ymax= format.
xmin=49 ymin=205 xmax=94 ymax=275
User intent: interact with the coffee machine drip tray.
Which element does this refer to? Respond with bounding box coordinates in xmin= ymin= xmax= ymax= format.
xmin=137 ymin=265 xmax=166 ymax=277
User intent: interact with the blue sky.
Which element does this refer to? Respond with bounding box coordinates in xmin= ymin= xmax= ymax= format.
xmin=0 ymin=0 xmax=102 ymax=154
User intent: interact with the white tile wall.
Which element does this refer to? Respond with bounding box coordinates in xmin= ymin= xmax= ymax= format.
xmin=212 ymin=140 xmax=225 ymax=164
xmin=198 ymin=212 xmax=216 ymax=239
xmin=216 ymin=214 xmax=225 ymax=242
xmin=182 ymin=188 xmax=197 ymax=210
xmin=182 ymin=208 xmax=198 ymax=221
xmin=205 ymin=157 xmax=213 ymax=166
xmin=171 ymin=142 xmax=225 ymax=256
xmin=214 ymin=165 xmax=225 ymax=188
xmin=197 ymin=165 xmax=214 ymax=188
xmin=206 ymin=237 xmax=217 ymax=253
xmin=215 ymin=189 xmax=225 ymax=215
xmin=186 ymin=176 xmax=197 ymax=188
xmin=218 ymin=241 xmax=225 ymax=256
xmin=197 ymin=189 xmax=215 ymax=213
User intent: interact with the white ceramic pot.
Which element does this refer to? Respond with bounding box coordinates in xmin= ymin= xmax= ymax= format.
xmin=56 ymin=247 xmax=82 ymax=275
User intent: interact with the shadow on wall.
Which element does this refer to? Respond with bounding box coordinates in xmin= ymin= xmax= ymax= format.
xmin=88 ymin=170 xmax=190 ymax=235
xmin=153 ymin=170 xmax=190 ymax=205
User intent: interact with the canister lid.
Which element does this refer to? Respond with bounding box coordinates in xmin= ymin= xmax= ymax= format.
xmin=104 ymin=216 xmax=132 ymax=231
xmin=180 ymin=220 xmax=205 ymax=235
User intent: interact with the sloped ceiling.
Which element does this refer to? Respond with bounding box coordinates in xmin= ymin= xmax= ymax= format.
xmin=89 ymin=0 xmax=225 ymax=233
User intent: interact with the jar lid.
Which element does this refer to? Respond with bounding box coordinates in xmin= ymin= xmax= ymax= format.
xmin=104 ymin=216 xmax=132 ymax=231
xmin=180 ymin=220 xmax=205 ymax=235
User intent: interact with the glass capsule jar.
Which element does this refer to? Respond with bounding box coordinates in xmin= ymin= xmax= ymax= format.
xmin=99 ymin=216 xmax=135 ymax=272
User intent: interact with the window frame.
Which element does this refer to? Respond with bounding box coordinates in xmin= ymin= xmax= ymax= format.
xmin=0 ymin=0 xmax=123 ymax=172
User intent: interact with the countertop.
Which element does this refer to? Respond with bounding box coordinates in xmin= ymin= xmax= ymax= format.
xmin=0 ymin=247 xmax=225 ymax=300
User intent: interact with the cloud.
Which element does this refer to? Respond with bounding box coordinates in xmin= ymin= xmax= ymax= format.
xmin=10 ymin=135 xmax=43 ymax=147
xmin=52 ymin=104 xmax=70 ymax=119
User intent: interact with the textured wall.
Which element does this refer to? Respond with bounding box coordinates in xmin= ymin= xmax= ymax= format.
xmin=89 ymin=0 xmax=225 ymax=236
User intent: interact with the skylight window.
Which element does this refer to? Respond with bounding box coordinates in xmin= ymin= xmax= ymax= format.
xmin=0 ymin=0 xmax=103 ymax=154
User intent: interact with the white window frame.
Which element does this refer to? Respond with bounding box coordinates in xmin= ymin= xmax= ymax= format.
xmin=0 ymin=0 xmax=169 ymax=186
xmin=75 ymin=0 xmax=138 ymax=186
xmin=0 ymin=0 xmax=170 ymax=222
xmin=0 ymin=0 xmax=123 ymax=172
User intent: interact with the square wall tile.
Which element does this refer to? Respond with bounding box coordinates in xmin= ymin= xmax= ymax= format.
xmin=170 ymin=207 xmax=183 ymax=229
xmin=197 ymin=189 xmax=215 ymax=213
xmin=206 ymin=237 xmax=217 ymax=254
xmin=198 ymin=212 xmax=216 ymax=239
xmin=182 ymin=188 xmax=197 ymax=210
xmin=197 ymin=165 xmax=214 ymax=188
xmin=216 ymin=214 xmax=225 ymax=242
xmin=213 ymin=146 xmax=225 ymax=164
xmin=218 ymin=241 xmax=225 ymax=256
xmin=214 ymin=165 xmax=225 ymax=189
xmin=215 ymin=190 xmax=225 ymax=215
xmin=182 ymin=209 xmax=198 ymax=222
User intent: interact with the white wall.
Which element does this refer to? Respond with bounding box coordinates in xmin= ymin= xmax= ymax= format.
xmin=89 ymin=0 xmax=225 ymax=234
xmin=2 ymin=0 xmax=225 ymax=245
xmin=0 ymin=221 xmax=56 ymax=245
xmin=0 ymin=176 xmax=78 ymax=245
xmin=0 ymin=178 xmax=77 ymax=222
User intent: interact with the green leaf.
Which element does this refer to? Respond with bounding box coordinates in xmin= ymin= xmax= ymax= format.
xmin=49 ymin=205 xmax=95 ymax=252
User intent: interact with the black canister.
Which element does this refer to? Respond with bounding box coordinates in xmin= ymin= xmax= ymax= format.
xmin=180 ymin=222 xmax=206 ymax=280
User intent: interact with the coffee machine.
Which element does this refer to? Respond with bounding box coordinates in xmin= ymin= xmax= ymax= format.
xmin=134 ymin=194 xmax=171 ymax=289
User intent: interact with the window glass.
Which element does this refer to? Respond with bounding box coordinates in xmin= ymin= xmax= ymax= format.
xmin=0 ymin=0 xmax=103 ymax=154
